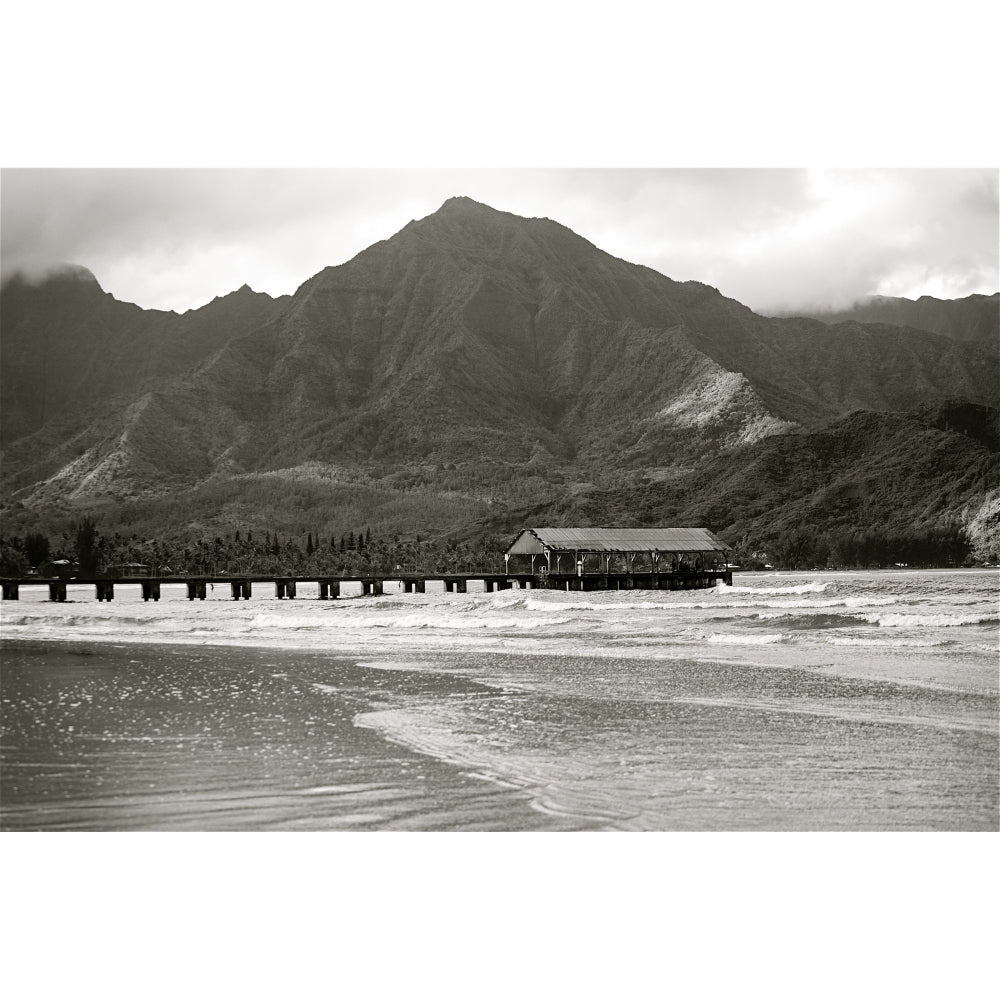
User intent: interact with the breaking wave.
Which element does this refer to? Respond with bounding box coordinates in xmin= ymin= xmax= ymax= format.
xmin=728 ymin=582 xmax=831 ymax=595
xmin=519 ymin=594 xmax=894 ymax=613
xmin=249 ymin=610 xmax=575 ymax=631
xmin=867 ymin=612 xmax=998 ymax=628
xmin=753 ymin=612 xmax=868 ymax=630
xmin=707 ymin=633 xmax=788 ymax=645
xmin=827 ymin=637 xmax=948 ymax=648
xmin=747 ymin=596 xmax=898 ymax=610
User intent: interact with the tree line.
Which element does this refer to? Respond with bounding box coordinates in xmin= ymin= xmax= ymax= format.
xmin=0 ymin=518 xmax=511 ymax=578
xmin=735 ymin=525 xmax=975 ymax=570
xmin=0 ymin=519 xmax=979 ymax=579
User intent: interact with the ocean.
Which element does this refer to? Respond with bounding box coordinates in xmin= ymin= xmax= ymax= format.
xmin=1 ymin=570 xmax=997 ymax=831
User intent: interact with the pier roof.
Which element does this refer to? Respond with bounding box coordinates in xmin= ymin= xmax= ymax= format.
xmin=506 ymin=527 xmax=729 ymax=555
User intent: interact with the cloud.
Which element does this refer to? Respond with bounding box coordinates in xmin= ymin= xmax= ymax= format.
xmin=576 ymin=168 xmax=999 ymax=313
xmin=1 ymin=168 xmax=996 ymax=314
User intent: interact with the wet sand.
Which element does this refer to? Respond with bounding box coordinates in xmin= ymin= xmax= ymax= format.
xmin=0 ymin=639 xmax=587 ymax=831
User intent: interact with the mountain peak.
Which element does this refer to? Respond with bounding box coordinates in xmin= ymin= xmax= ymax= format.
xmin=190 ymin=282 xmax=273 ymax=314
xmin=1 ymin=262 xmax=102 ymax=292
xmin=437 ymin=195 xmax=497 ymax=214
xmin=430 ymin=196 xmax=560 ymax=230
xmin=424 ymin=196 xmax=572 ymax=232
xmin=392 ymin=195 xmax=600 ymax=267
xmin=418 ymin=195 xmax=515 ymax=230
xmin=50 ymin=263 xmax=101 ymax=285
xmin=215 ymin=282 xmax=259 ymax=298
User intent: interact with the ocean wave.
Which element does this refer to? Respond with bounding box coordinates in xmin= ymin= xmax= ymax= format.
xmin=249 ymin=614 xmax=326 ymax=630
xmin=827 ymin=637 xmax=947 ymax=648
xmin=753 ymin=612 xmax=868 ymax=630
xmin=521 ymin=596 xmax=826 ymax=613
xmin=516 ymin=595 xmax=899 ymax=613
xmin=867 ymin=612 xmax=999 ymax=628
xmin=2 ymin=614 xmax=97 ymax=628
xmin=1 ymin=613 xmax=163 ymax=631
xmin=386 ymin=615 xmax=574 ymax=631
xmin=522 ymin=598 xmax=695 ymax=613
xmin=252 ymin=611 xmax=575 ymax=631
xmin=743 ymin=596 xmax=898 ymax=610
xmin=729 ymin=582 xmax=831 ymax=595
xmin=706 ymin=633 xmax=788 ymax=645
xmin=485 ymin=596 xmax=528 ymax=611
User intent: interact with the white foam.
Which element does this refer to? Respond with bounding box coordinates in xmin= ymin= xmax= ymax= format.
xmin=522 ymin=598 xmax=678 ymax=613
xmin=745 ymin=596 xmax=897 ymax=609
xmin=520 ymin=594 xmax=898 ymax=614
xmin=868 ymin=612 xmax=998 ymax=628
xmin=827 ymin=637 xmax=945 ymax=648
xmin=707 ymin=633 xmax=787 ymax=645
xmin=729 ymin=582 xmax=831 ymax=595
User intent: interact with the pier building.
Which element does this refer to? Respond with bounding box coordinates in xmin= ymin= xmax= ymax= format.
xmin=504 ymin=526 xmax=730 ymax=590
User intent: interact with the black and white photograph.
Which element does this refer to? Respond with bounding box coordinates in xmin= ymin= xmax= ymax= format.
xmin=1 ymin=3 xmax=997 ymax=997
xmin=2 ymin=166 xmax=997 ymax=834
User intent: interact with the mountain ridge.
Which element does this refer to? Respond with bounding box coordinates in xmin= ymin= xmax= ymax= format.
xmin=771 ymin=292 xmax=999 ymax=344
xmin=2 ymin=197 xmax=997 ymax=557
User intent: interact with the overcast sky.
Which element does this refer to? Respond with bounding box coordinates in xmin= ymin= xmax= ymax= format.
xmin=2 ymin=168 xmax=995 ymax=316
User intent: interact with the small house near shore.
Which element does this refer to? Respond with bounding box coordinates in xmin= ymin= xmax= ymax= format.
xmin=504 ymin=527 xmax=729 ymax=576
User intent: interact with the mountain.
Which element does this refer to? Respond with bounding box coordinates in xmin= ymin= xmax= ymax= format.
xmin=494 ymin=401 xmax=999 ymax=543
xmin=1 ymin=197 xmax=997 ymax=556
xmin=1 ymin=266 xmax=286 ymax=446
xmin=773 ymin=292 xmax=999 ymax=344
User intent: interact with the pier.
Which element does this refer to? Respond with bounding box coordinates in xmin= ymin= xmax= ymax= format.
xmin=0 ymin=569 xmax=731 ymax=602
xmin=1 ymin=526 xmax=735 ymax=604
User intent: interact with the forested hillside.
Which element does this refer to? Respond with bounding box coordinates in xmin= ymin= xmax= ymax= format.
xmin=2 ymin=198 xmax=997 ymax=568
